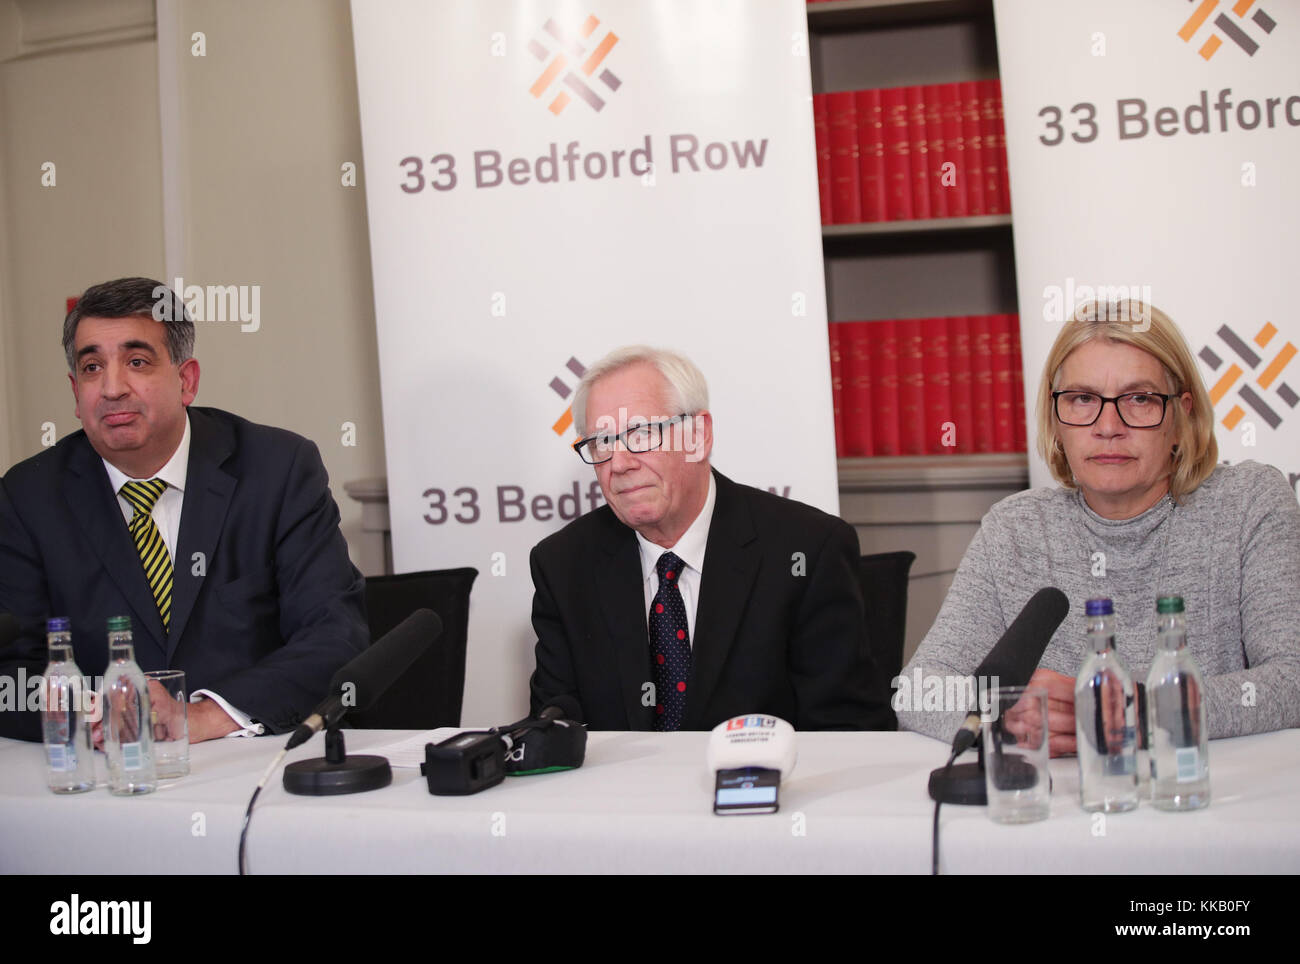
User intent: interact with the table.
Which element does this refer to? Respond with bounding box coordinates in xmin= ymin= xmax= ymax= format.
xmin=3 ymin=729 xmax=1298 ymax=874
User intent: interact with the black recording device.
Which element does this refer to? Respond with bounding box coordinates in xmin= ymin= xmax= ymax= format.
xmin=421 ymin=698 xmax=586 ymax=796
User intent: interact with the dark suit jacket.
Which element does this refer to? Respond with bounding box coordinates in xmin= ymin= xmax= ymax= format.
xmin=528 ymin=469 xmax=894 ymax=731
xmin=0 ymin=406 xmax=368 ymax=741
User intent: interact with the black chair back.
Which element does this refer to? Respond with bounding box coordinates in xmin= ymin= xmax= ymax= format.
xmin=350 ymin=567 xmax=478 ymax=729
xmin=856 ymin=550 xmax=916 ymax=695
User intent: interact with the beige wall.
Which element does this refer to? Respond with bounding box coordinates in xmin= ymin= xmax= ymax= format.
xmin=0 ymin=34 xmax=165 ymax=466
xmin=0 ymin=0 xmax=386 ymax=573
xmin=161 ymin=0 xmax=385 ymax=571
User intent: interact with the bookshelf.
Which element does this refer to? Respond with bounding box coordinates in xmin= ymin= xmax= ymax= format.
xmin=808 ymin=0 xmax=1028 ymax=660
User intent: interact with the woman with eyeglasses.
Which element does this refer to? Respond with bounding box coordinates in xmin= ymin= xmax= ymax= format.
xmin=896 ymin=301 xmax=1300 ymax=754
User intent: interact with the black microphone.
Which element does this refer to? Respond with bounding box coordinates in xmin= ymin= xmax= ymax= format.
xmin=286 ymin=608 xmax=442 ymax=750
xmin=949 ymin=586 xmax=1069 ymax=755
xmin=928 ymin=587 xmax=1069 ymax=808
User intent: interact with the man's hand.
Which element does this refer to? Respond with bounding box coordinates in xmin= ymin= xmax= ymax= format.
xmin=1027 ymin=667 xmax=1077 ymax=757
xmin=148 ymin=678 xmax=187 ymax=742
xmin=92 ymin=688 xmax=239 ymax=747
xmin=186 ymin=697 xmax=240 ymax=743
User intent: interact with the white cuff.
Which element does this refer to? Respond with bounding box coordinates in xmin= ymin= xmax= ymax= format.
xmin=190 ymin=689 xmax=266 ymax=737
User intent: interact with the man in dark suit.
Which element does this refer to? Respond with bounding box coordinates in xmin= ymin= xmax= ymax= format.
xmin=529 ymin=346 xmax=893 ymax=731
xmin=0 ymin=277 xmax=367 ymax=742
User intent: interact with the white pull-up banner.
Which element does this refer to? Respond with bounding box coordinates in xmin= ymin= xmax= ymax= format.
xmin=351 ymin=0 xmax=834 ymax=723
xmin=994 ymin=0 xmax=1299 ymax=498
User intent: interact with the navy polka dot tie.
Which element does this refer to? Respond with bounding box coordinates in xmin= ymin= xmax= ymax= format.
xmin=649 ymin=551 xmax=691 ymax=731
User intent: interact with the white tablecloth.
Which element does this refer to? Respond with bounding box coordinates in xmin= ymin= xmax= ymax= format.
xmin=3 ymin=728 xmax=1297 ymax=874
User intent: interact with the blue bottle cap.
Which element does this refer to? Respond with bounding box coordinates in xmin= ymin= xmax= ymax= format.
xmin=1085 ymin=598 xmax=1113 ymax=616
xmin=46 ymin=616 xmax=71 ymax=632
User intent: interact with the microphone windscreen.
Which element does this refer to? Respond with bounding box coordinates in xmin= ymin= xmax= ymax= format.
xmin=330 ymin=608 xmax=442 ymax=711
xmin=972 ymin=587 xmax=1069 ymax=689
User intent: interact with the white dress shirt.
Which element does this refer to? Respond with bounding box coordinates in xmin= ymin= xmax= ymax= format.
xmin=101 ymin=413 xmax=263 ymax=736
xmin=635 ymin=473 xmax=717 ymax=645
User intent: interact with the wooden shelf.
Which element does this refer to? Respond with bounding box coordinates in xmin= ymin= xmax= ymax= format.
xmin=823 ymin=214 xmax=1011 ymax=241
xmin=838 ymin=452 xmax=1029 ymax=492
xmin=807 ymin=0 xmax=992 ymax=31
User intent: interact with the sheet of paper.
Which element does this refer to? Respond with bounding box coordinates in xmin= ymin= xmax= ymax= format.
xmin=361 ymin=727 xmax=462 ymax=768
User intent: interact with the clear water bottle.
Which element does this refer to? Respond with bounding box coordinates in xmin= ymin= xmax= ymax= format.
xmin=1074 ymin=598 xmax=1138 ymax=812
xmin=1146 ymin=596 xmax=1210 ymax=811
xmin=42 ymin=617 xmax=95 ymax=793
xmin=102 ymin=615 xmax=156 ymax=796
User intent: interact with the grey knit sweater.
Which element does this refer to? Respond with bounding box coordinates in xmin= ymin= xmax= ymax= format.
xmin=896 ymin=460 xmax=1300 ymax=743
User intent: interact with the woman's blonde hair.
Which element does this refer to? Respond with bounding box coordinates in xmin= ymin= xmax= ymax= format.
xmin=1034 ymin=300 xmax=1218 ymax=501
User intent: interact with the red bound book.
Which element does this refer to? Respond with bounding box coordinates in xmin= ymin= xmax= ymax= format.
xmin=829 ymin=321 xmax=844 ymax=456
xmin=906 ymin=86 xmax=932 ymax=220
xmin=970 ymin=313 xmax=994 ymax=453
xmin=960 ymin=81 xmax=985 ymax=216
xmin=827 ymin=91 xmax=861 ymax=224
xmin=921 ymin=317 xmax=953 ymax=454
xmin=856 ymin=89 xmax=887 ymax=223
xmin=870 ymin=320 xmax=900 ymax=455
xmin=948 ymin=315 xmax=974 ymax=454
xmin=924 ymin=83 xmax=948 ymax=219
xmin=881 ymin=88 xmax=912 ymax=221
xmin=992 ymin=80 xmax=1010 ymax=213
xmin=990 ymin=313 xmax=1015 ymax=452
xmin=843 ymin=321 xmax=874 ymax=456
xmin=1010 ymin=314 xmax=1026 ymax=452
xmin=938 ymin=82 xmax=966 ymax=218
xmin=979 ymin=79 xmax=1003 ymax=215
xmin=814 ymin=94 xmax=831 ymax=224
xmin=897 ymin=318 xmax=925 ymax=455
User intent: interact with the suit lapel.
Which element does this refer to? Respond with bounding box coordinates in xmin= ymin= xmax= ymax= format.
xmin=169 ymin=409 xmax=235 ymax=661
xmin=64 ymin=437 xmax=168 ymax=663
xmin=593 ymin=511 xmax=654 ymax=729
xmin=683 ymin=471 xmax=759 ymax=730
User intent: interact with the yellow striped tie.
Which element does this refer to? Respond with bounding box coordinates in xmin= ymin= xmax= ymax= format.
xmin=119 ymin=479 xmax=173 ymax=631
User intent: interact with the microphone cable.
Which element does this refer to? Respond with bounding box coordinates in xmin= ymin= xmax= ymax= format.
xmin=238 ymin=746 xmax=289 ymax=875
xmin=931 ymin=747 xmax=960 ymax=876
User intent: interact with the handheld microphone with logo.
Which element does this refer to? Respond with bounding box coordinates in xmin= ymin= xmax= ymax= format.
xmin=282 ymin=608 xmax=441 ymax=796
xmin=420 ymin=697 xmax=586 ymax=795
xmin=707 ymin=715 xmax=797 ymax=815
xmin=928 ymin=587 xmax=1069 ymax=805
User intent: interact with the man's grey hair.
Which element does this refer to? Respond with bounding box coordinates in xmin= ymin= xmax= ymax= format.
xmin=572 ymin=345 xmax=710 ymax=438
xmin=62 ymin=277 xmax=194 ymax=372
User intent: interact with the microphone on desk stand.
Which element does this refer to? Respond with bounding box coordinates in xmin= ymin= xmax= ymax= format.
xmin=281 ymin=608 xmax=442 ymax=795
xmin=928 ymin=587 xmax=1069 ymax=806
xmin=926 ymin=587 xmax=1068 ymax=876
xmin=236 ymin=609 xmax=441 ymax=874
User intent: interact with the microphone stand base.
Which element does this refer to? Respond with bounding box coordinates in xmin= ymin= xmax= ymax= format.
xmin=283 ymin=728 xmax=392 ymax=796
xmin=927 ymin=762 xmax=987 ymax=805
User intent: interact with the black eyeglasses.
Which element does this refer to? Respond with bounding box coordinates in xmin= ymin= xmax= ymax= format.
xmin=573 ymin=414 xmax=688 ymax=465
xmin=1052 ymin=391 xmax=1176 ymax=428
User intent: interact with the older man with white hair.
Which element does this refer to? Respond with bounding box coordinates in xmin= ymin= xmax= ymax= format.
xmin=528 ymin=345 xmax=894 ymax=731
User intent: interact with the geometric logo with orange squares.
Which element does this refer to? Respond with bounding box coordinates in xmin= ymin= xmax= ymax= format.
xmin=1200 ymin=322 xmax=1297 ymax=431
xmin=1178 ymin=0 xmax=1277 ymax=61
xmin=549 ymin=356 xmax=589 ymax=437
xmin=528 ymin=14 xmax=622 ymax=116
